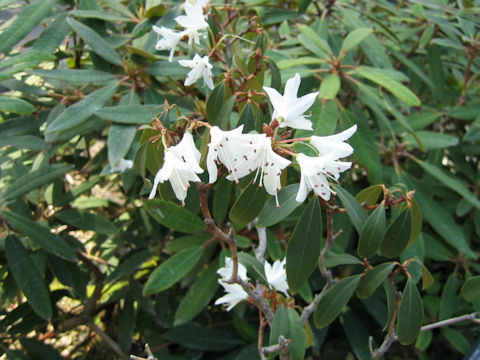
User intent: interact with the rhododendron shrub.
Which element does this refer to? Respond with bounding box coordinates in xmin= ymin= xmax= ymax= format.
xmin=0 ymin=1 xmax=479 ymax=359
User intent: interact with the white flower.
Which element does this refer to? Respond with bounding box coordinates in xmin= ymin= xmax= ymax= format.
xmin=175 ymin=1 xmax=209 ymax=45
xmin=217 ymin=257 xmax=249 ymax=282
xmin=178 ymin=54 xmax=214 ymax=89
xmin=207 ymin=125 xmax=263 ymax=183
xmin=215 ymin=257 xmax=249 ymax=311
xmin=109 ymin=158 xmax=133 ymax=173
xmin=214 ymin=283 xmax=248 ymax=311
xmin=250 ymin=137 xmax=291 ymax=207
xmin=148 ymin=132 xmax=203 ymax=203
xmin=152 ymin=26 xmax=183 ymax=62
xmin=310 ymin=125 xmax=357 ymax=158
xmin=264 ymin=259 xmax=289 ymax=296
xmin=263 ymin=73 xmax=319 ymax=130
xmin=295 ymin=152 xmax=352 ymax=203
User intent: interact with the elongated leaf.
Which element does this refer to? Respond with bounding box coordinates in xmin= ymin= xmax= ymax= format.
xmin=442 ymin=328 xmax=470 ymax=354
xmin=319 ymin=74 xmax=341 ymax=100
xmin=108 ymin=124 xmax=136 ymax=166
xmin=410 ymin=258 xmax=434 ymax=290
xmin=67 ymin=17 xmax=122 ymax=65
xmin=333 ymin=184 xmax=368 ymax=233
xmin=31 ymin=14 xmax=70 ymax=53
xmin=257 ymin=184 xmax=301 ymax=227
xmin=5 ymin=235 xmax=52 ymax=320
xmin=229 ymin=180 xmax=270 ymax=225
xmin=314 ymin=275 xmax=361 ymax=328
xmin=46 ymin=81 xmax=118 ymax=133
xmin=237 ymin=252 xmax=268 ymax=285
xmin=143 ymin=246 xmax=203 ymax=295
xmin=358 ymin=204 xmax=386 ymax=258
xmin=145 ymin=199 xmax=204 ymax=234
xmin=0 ymin=135 xmax=45 ymax=150
xmin=174 ymin=262 xmax=219 ymax=326
xmin=357 ymin=262 xmax=395 ymax=299
xmin=20 ymin=338 xmax=63 ymax=360
xmin=32 ymin=69 xmax=116 ymax=86
xmin=0 ymin=96 xmax=35 ymax=115
xmin=324 ymin=252 xmax=362 ymax=268
xmin=71 ymin=10 xmax=131 ymax=21
xmin=286 ymin=197 xmax=322 ymax=293
xmin=106 ymin=249 xmax=151 ymax=282
xmin=95 ymin=105 xmax=159 ymax=124
xmin=0 ymin=51 xmax=54 ymax=69
xmin=1 ymin=211 xmax=76 ymax=261
xmin=341 ymin=28 xmax=373 ymax=53
xmin=0 ymin=164 xmax=72 ymax=203
xmin=298 ymin=25 xmax=331 ymax=58
xmin=163 ymin=324 xmax=242 ymax=351
xmin=397 ymin=278 xmax=423 ymax=345
xmin=269 ymin=305 xmax=306 ymax=360
xmin=0 ymin=0 xmax=58 ymax=54
xmin=416 ymin=160 xmax=480 ymax=211
xmin=341 ymin=310 xmax=372 ymax=360
xmin=383 ymin=279 xmax=396 ymax=331
xmin=355 ymin=185 xmax=383 ymax=206
xmin=55 ymin=209 xmax=117 ymax=234
xmin=354 ymin=66 xmax=420 ymax=106
xmin=381 ymin=209 xmax=412 ymax=258
xmin=439 ymin=273 xmax=459 ymax=320
xmin=461 ymin=276 xmax=480 ymax=302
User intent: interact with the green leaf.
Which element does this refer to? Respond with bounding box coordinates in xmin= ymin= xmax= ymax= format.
xmin=96 ymin=105 xmax=159 ymax=124
xmin=298 ymin=25 xmax=332 ymax=58
xmin=439 ymin=273 xmax=459 ymax=320
xmin=357 ymin=262 xmax=395 ymax=299
xmin=397 ymin=278 xmax=423 ymax=345
xmin=340 ymin=310 xmax=372 ymax=360
xmin=206 ymin=83 xmax=226 ymax=126
xmin=174 ymin=262 xmax=219 ymax=326
xmin=380 ymin=209 xmax=412 ymax=258
xmin=0 ymin=164 xmax=72 ymax=203
xmin=5 ymin=235 xmax=52 ymax=320
xmin=314 ymin=275 xmax=361 ymax=328
xmin=0 ymin=51 xmax=54 ymax=69
xmin=0 ymin=96 xmax=35 ymax=115
xmin=333 ymin=184 xmax=368 ymax=233
xmin=237 ymin=252 xmax=268 ymax=285
xmin=71 ymin=9 xmax=131 ymax=22
xmin=269 ymin=305 xmax=306 ymax=360
xmin=354 ymin=66 xmax=420 ymax=106
xmin=323 ymin=252 xmax=362 ymax=268
xmin=355 ymin=185 xmax=383 ymax=206
xmin=358 ymin=204 xmax=386 ymax=258
xmin=32 ymin=69 xmax=116 ymax=86
xmin=108 ymin=124 xmax=136 ymax=166
xmin=106 ymin=249 xmax=151 ymax=282
xmin=20 ymin=338 xmax=63 ymax=360
xmin=319 ymin=74 xmax=341 ymax=100
xmin=286 ymin=197 xmax=322 ymax=293
xmin=257 ymin=184 xmax=301 ymax=227
xmin=216 ymin=96 xmax=237 ymax=129
xmin=408 ymin=198 xmax=422 ymax=246
xmin=383 ymin=279 xmax=396 ymax=331
xmin=410 ymin=258 xmax=434 ymax=290
xmin=277 ymin=57 xmax=326 ymax=70
xmin=0 ymin=135 xmax=44 ymax=150
xmin=144 ymin=199 xmax=205 ymax=234
xmin=403 ymin=131 xmax=458 ymax=150
xmin=0 ymin=0 xmax=58 ymax=54
xmin=442 ymin=328 xmax=470 ymax=354
xmin=229 ymin=180 xmax=270 ymax=225
xmin=1 ymin=211 xmax=76 ymax=262
xmin=461 ymin=275 xmax=480 ymax=302
xmin=269 ymin=59 xmax=282 ymax=91
xmin=66 ymin=17 xmax=122 ymax=65
xmin=416 ymin=160 xmax=480 ymax=211
xmin=341 ymin=28 xmax=373 ymax=53
xmin=163 ymin=324 xmax=242 ymax=351
xmin=55 ymin=209 xmax=117 ymax=234
xmin=45 ymin=81 xmax=118 ymax=133
xmin=117 ymin=295 xmax=135 ymax=352
xmin=143 ymin=246 xmax=203 ymax=295
xmin=212 ymin=176 xmax=232 ymax=224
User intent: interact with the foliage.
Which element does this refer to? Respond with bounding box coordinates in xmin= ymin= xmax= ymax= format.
xmin=0 ymin=0 xmax=479 ymax=359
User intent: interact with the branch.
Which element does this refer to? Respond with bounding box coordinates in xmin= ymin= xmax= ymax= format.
xmin=236 ymin=278 xmax=274 ymax=324
xmin=300 ymin=283 xmax=329 ymax=326
xmin=89 ymin=323 xmax=127 ymax=359
xmin=370 ymin=312 xmax=480 ymax=359
xmin=260 ymin=336 xmax=290 ymax=357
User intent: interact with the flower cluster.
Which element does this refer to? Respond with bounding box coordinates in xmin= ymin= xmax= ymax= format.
xmin=153 ymin=0 xmax=214 ymax=89
xmin=214 ymin=257 xmax=289 ymax=311
xmin=148 ymin=72 xmax=356 ymax=205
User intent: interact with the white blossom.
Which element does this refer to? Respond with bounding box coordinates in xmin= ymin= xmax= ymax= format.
xmin=148 ymin=132 xmax=203 ymax=204
xmin=178 ymin=53 xmax=214 ymax=89
xmin=175 ymin=0 xmax=209 ymax=45
xmin=310 ymin=125 xmax=357 ymax=158
xmin=215 ymin=258 xmax=249 ymax=311
xmin=264 ymin=258 xmax=289 ymax=296
xmin=152 ymin=26 xmax=183 ymax=62
xmin=295 ymin=152 xmax=352 ymax=203
xmin=263 ymin=73 xmax=319 ymax=130
xmin=207 ymin=125 xmax=263 ymax=183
